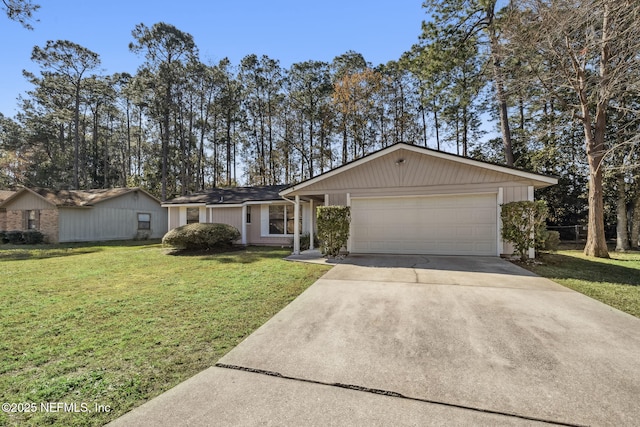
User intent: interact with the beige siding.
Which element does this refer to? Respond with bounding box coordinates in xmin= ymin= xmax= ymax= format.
xmin=210 ymin=207 xmax=242 ymax=231
xmin=502 ymin=186 xmax=530 ymax=204
xmin=295 ymin=148 xmax=521 ymax=195
xmin=2 ymin=191 xmax=56 ymax=210
xmin=328 ymin=193 xmax=347 ymax=206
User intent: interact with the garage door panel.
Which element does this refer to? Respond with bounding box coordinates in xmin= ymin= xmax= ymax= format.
xmin=351 ymin=194 xmax=497 ymax=256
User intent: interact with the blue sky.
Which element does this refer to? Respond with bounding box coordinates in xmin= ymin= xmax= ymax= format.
xmin=1 ymin=0 xmax=426 ymax=117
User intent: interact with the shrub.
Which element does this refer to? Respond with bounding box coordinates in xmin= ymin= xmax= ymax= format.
xmin=162 ymin=223 xmax=241 ymax=250
xmin=501 ymin=201 xmax=548 ymax=260
xmin=5 ymin=230 xmax=24 ymax=244
xmin=316 ymin=206 xmax=351 ymax=257
xmin=299 ymin=232 xmax=320 ymax=251
xmin=22 ymin=230 xmax=44 ymax=244
xmin=0 ymin=231 xmax=6 ymax=244
xmin=542 ymin=229 xmax=560 ymax=252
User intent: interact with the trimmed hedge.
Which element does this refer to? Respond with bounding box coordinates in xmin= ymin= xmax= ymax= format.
xmin=162 ymin=223 xmax=241 ymax=250
xmin=316 ymin=206 xmax=351 ymax=257
xmin=0 ymin=230 xmax=44 ymax=245
xmin=501 ymin=200 xmax=548 ymax=260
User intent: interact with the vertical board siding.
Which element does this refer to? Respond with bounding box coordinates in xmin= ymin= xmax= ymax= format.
xmin=58 ymin=192 xmax=167 ymax=242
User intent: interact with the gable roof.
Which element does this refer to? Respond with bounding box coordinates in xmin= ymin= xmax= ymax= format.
xmin=0 ymin=190 xmax=16 ymax=204
xmin=0 ymin=187 xmax=160 ymax=208
xmin=162 ymin=185 xmax=288 ymax=206
xmin=281 ymin=142 xmax=558 ymax=196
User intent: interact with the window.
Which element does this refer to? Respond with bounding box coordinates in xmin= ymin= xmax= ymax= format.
xmin=268 ymin=205 xmax=299 ymax=235
xmin=137 ymin=213 xmax=151 ymax=230
xmin=186 ymin=207 xmax=200 ymax=224
xmin=25 ymin=210 xmax=39 ymax=230
xmin=246 ymin=206 xmax=251 ymax=224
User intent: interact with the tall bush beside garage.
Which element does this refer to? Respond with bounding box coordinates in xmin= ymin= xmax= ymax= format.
xmin=501 ymin=201 xmax=548 ymax=260
xmin=316 ymin=206 xmax=351 ymax=257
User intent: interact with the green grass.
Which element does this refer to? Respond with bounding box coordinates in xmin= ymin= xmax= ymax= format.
xmin=522 ymin=250 xmax=640 ymax=318
xmin=0 ymin=242 xmax=331 ymax=426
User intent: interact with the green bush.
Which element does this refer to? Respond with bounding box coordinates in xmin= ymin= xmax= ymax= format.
xmin=542 ymin=229 xmax=560 ymax=252
xmin=316 ymin=206 xmax=351 ymax=257
xmin=299 ymin=232 xmax=320 ymax=251
xmin=5 ymin=230 xmax=24 ymax=244
xmin=22 ymin=230 xmax=44 ymax=244
xmin=0 ymin=231 xmax=7 ymax=244
xmin=162 ymin=223 xmax=241 ymax=250
xmin=501 ymin=201 xmax=548 ymax=260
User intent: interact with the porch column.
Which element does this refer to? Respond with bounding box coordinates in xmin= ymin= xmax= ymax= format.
xmin=497 ymin=187 xmax=503 ymax=257
xmin=309 ymin=198 xmax=314 ymax=250
xmin=293 ymin=195 xmax=300 ymax=255
xmin=167 ymin=207 xmax=172 ymax=231
xmin=528 ymin=186 xmax=535 ymax=259
xmin=241 ymin=205 xmax=247 ymax=245
xmin=346 ymin=192 xmax=352 ymax=253
xmin=324 ymin=194 xmax=329 ymax=206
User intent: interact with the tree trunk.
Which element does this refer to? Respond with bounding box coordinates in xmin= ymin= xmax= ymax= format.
xmin=583 ymin=3 xmax=611 ymax=259
xmin=615 ymin=173 xmax=629 ymax=251
xmin=582 ymin=105 xmax=609 ymax=258
xmin=488 ymin=29 xmax=514 ymax=166
xmin=631 ymin=193 xmax=640 ymax=250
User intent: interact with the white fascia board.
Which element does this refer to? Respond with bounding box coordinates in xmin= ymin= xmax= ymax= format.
xmin=161 ymin=203 xmax=206 ymax=208
xmin=207 ymin=203 xmax=244 ymax=208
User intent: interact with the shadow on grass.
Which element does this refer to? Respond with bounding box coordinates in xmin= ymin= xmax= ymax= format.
xmin=535 ymin=253 xmax=640 ymax=287
xmin=0 ymin=240 xmax=161 ymax=261
xmin=166 ymin=246 xmax=290 ymax=264
xmin=0 ymin=247 xmax=104 ymax=261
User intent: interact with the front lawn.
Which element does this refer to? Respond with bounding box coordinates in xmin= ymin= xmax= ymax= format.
xmin=522 ymin=250 xmax=640 ymax=318
xmin=0 ymin=242 xmax=331 ymax=426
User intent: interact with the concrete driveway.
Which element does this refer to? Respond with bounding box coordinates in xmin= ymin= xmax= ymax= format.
xmin=110 ymin=255 xmax=640 ymax=426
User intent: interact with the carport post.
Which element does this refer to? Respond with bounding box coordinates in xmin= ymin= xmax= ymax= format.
xmin=309 ymin=198 xmax=314 ymax=250
xmin=293 ymin=195 xmax=300 ymax=255
xmin=241 ymin=205 xmax=247 ymax=245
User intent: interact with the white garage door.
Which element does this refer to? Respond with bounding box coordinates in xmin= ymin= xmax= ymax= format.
xmin=351 ymin=194 xmax=497 ymax=256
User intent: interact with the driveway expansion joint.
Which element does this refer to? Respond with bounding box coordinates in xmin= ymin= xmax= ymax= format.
xmin=214 ymin=363 xmax=585 ymax=427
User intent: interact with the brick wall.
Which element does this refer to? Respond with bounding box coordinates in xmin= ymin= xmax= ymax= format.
xmin=0 ymin=210 xmax=6 ymax=230
xmin=40 ymin=209 xmax=59 ymax=243
xmin=4 ymin=208 xmax=59 ymax=243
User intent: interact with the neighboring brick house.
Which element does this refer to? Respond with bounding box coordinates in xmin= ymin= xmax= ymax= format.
xmin=0 ymin=190 xmax=17 ymax=231
xmin=0 ymin=187 xmax=167 ymax=243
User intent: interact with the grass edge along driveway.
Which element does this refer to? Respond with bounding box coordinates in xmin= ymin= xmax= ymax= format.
xmin=521 ymin=249 xmax=640 ymax=319
xmin=0 ymin=242 xmax=331 ymax=427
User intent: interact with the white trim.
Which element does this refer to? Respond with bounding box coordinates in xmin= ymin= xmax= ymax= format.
xmin=309 ymin=199 xmax=315 ymax=250
xmin=178 ymin=207 xmax=186 ymax=226
xmin=294 ymin=195 xmax=300 ymax=254
xmin=324 ymin=194 xmax=329 ymax=206
xmin=241 ymin=205 xmax=247 ymax=245
xmin=207 ymin=203 xmax=244 ymax=208
xmin=167 ymin=206 xmax=172 ymax=231
xmin=260 ymin=202 xmax=298 ymax=238
xmin=161 ymin=203 xmax=206 ymax=208
xmin=497 ymin=187 xmax=504 ymax=257
xmin=349 ymin=191 xmax=497 ymax=201
xmin=280 ymin=143 xmax=558 ymax=197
